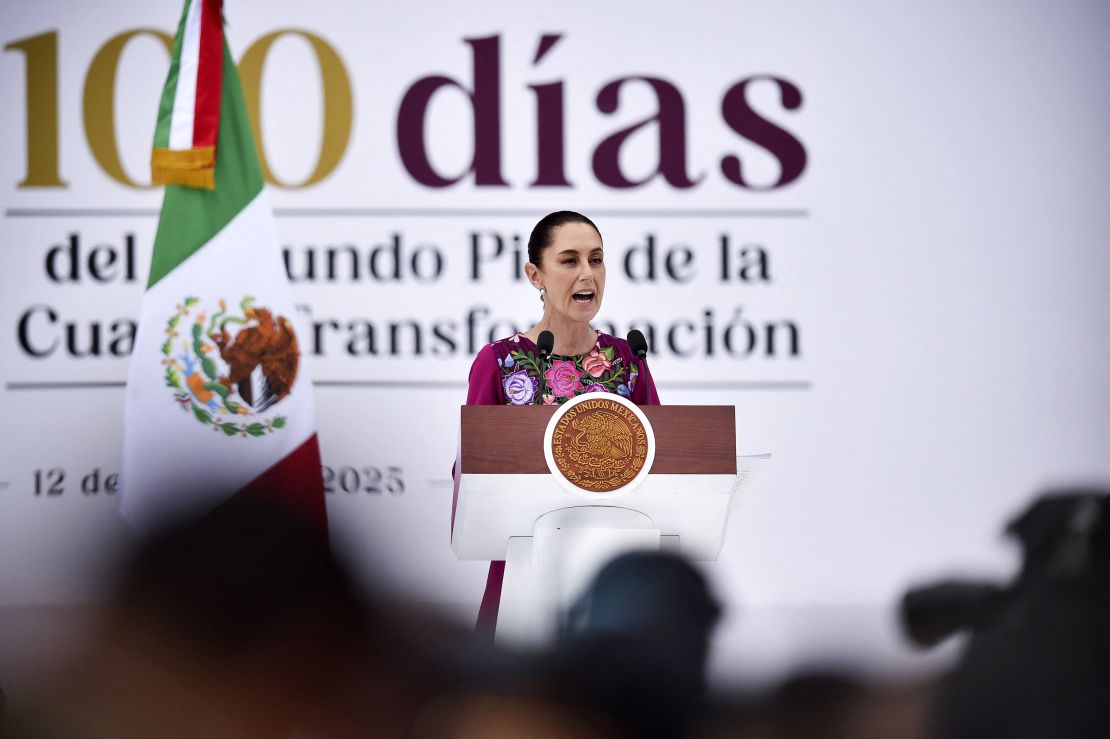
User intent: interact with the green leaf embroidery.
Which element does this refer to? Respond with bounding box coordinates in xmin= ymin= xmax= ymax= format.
xmin=207 ymin=302 xmax=228 ymax=334
xmin=510 ymin=350 xmax=544 ymax=377
xmin=203 ymin=381 xmax=230 ymax=399
xmin=192 ymin=404 xmax=213 ymax=424
xmin=190 ymin=324 xmax=219 ymax=380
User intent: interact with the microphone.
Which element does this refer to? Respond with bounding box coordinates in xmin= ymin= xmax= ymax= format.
xmin=537 ymin=330 xmax=554 ymax=403
xmin=627 ymin=329 xmax=648 ymax=359
xmin=537 ymin=330 xmax=555 ymax=359
xmin=627 ymin=329 xmax=653 ymax=401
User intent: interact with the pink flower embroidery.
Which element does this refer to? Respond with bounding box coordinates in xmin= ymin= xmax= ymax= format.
xmin=544 ymin=359 xmax=584 ymax=398
xmin=581 ymin=348 xmax=612 ymax=378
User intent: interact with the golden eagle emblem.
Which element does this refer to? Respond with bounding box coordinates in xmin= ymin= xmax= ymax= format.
xmin=572 ymin=411 xmax=633 ymax=460
xmin=550 ymin=396 xmax=650 ymax=493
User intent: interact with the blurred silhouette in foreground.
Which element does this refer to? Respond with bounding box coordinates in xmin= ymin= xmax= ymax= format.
xmin=417 ymin=551 xmax=723 ymax=739
xmin=17 ymin=485 xmax=1110 ymax=738
xmin=11 ymin=496 xmax=452 ymax=738
xmin=551 ymin=551 xmax=721 ymax=738
xmin=696 ymin=670 xmax=933 ymax=739
xmin=901 ymin=487 xmax=1110 ymax=738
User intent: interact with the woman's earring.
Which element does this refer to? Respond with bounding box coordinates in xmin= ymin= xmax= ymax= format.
xmin=539 ymin=286 xmax=546 ymax=302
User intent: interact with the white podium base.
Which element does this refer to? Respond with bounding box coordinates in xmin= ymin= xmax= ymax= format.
xmin=495 ymin=506 xmax=663 ymax=647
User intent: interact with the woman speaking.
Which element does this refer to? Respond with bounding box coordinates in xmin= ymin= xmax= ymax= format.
xmin=454 ymin=210 xmax=660 ymax=634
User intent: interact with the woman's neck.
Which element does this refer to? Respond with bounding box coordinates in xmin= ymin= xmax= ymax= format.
xmin=524 ymin=313 xmax=596 ymax=355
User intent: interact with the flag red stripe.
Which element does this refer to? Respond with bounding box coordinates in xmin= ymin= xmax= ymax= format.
xmin=221 ymin=433 xmax=329 ymax=540
xmin=192 ymin=0 xmax=224 ymax=149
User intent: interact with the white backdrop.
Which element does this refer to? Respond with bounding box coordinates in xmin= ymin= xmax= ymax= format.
xmin=2 ymin=0 xmax=1109 ymax=687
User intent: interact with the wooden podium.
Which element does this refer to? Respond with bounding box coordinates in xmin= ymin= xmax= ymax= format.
xmin=452 ymin=398 xmax=758 ymax=645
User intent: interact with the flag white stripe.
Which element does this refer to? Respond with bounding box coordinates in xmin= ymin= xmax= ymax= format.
xmin=168 ymin=0 xmax=202 ymax=151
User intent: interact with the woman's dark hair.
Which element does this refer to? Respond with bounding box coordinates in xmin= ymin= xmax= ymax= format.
xmin=527 ymin=210 xmax=601 ymax=267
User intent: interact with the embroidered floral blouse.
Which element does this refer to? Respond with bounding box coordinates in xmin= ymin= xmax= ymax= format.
xmin=465 ymin=330 xmax=660 ymax=407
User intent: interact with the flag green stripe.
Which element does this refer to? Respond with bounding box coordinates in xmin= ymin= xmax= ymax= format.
xmin=148 ymin=40 xmax=264 ymax=288
xmin=152 ymin=0 xmax=193 ymax=150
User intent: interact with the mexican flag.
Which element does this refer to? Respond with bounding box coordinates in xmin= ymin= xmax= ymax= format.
xmin=120 ymin=0 xmax=326 ymax=535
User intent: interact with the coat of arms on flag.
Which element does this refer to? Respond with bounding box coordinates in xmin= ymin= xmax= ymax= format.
xmin=120 ymin=0 xmax=326 ymax=534
xmin=163 ymin=297 xmax=300 ymax=436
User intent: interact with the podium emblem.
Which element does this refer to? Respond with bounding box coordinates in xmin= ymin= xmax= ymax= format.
xmin=543 ymin=393 xmax=656 ymax=496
